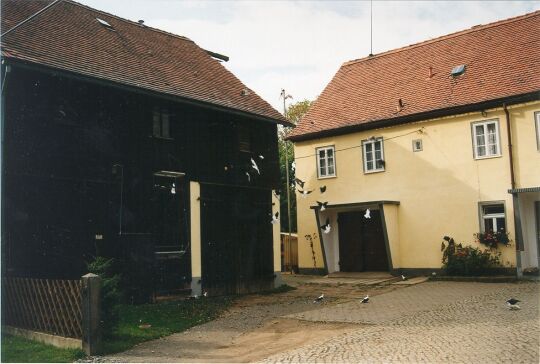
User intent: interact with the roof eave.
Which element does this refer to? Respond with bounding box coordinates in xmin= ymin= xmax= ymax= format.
xmin=2 ymin=56 xmax=291 ymax=126
xmin=288 ymin=91 xmax=540 ymax=142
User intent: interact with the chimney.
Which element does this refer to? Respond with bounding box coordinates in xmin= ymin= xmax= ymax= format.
xmin=138 ymin=20 xmax=145 ymax=25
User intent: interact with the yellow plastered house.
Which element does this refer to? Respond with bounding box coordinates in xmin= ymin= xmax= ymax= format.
xmin=288 ymin=11 xmax=540 ymax=277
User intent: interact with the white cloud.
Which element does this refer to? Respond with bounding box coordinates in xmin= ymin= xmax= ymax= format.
xmin=80 ymin=0 xmax=540 ymax=112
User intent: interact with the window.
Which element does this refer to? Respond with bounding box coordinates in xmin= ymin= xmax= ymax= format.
xmin=153 ymin=107 xmax=171 ymax=138
xmin=412 ymin=139 xmax=423 ymax=152
xmin=471 ymin=120 xmax=500 ymax=159
xmin=316 ymin=146 xmax=336 ymax=178
xmin=534 ymin=111 xmax=540 ymax=151
xmin=362 ymin=138 xmax=385 ymax=173
xmin=238 ymin=124 xmax=251 ymax=152
xmin=480 ymin=203 xmax=506 ymax=233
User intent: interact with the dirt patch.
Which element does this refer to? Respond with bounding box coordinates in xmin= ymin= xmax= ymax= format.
xmin=107 ymin=276 xmax=407 ymax=363
xmin=181 ymin=319 xmax=360 ymax=363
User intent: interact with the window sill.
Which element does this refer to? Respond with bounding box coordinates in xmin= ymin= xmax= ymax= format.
xmin=317 ymin=175 xmax=337 ymax=180
xmin=364 ymin=168 xmax=385 ymax=174
xmin=473 ymin=154 xmax=502 ymax=160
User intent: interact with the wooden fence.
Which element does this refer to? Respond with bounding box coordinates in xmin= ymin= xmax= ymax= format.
xmin=2 ymin=277 xmax=83 ymax=339
xmin=281 ymin=233 xmax=298 ymax=273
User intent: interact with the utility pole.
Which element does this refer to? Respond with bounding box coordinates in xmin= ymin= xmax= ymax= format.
xmin=281 ymin=89 xmax=293 ymax=274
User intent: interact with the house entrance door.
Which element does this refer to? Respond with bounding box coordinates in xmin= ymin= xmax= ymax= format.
xmin=338 ymin=209 xmax=388 ymax=272
xmin=338 ymin=211 xmax=364 ymax=271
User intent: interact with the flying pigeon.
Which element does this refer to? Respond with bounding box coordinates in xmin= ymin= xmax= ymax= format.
xmin=364 ymin=209 xmax=371 ymax=219
xmin=251 ymin=158 xmax=260 ymax=174
xmin=273 ymin=190 xmax=281 ymax=199
xmin=320 ymin=185 xmax=326 ymax=193
xmin=245 ymin=172 xmax=251 ymax=182
xmin=506 ymin=298 xmax=521 ymax=310
xmin=291 ymin=161 xmax=296 ymax=171
xmin=361 ymin=295 xmax=369 ymax=303
xmin=298 ymin=189 xmax=313 ymax=198
xmin=294 ymin=178 xmax=305 ymax=188
xmin=317 ymin=201 xmax=328 ymax=211
xmin=401 ymin=274 xmax=408 ymax=281
xmin=170 ymin=182 xmax=176 ymax=194
xmin=320 ymin=217 xmax=331 ymax=234
xmin=313 ymin=293 xmax=324 ymax=303
xmin=259 ymin=155 xmax=264 ymax=160
xmin=271 ymin=212 xmax=279 ymax=224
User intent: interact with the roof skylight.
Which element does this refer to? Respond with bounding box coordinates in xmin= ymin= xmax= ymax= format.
xmin=96 ymin=18 xmax=113 ymax=29
xmin=451 ymin=64 xmax=466 ymax=77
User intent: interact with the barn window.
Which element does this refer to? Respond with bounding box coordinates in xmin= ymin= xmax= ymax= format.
xmin=153 ymin=107 xmax=171 ymax=139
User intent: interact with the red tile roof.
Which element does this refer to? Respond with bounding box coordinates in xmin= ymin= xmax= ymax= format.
xmin=1 ymin=0 xmax=287 ymax=124
xmin=290 ymin=11 xmax=540 ymax=141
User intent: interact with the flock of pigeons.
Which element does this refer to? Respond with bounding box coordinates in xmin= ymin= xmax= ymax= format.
xmin=274 ymin=175 xmax=372 ymax=233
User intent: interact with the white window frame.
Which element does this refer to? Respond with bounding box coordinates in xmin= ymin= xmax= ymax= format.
xmin=362 ymin=137 xmax=385 ymax=173
xmin=471 ymin=119 xmax=501 ymax=159
xmin=535 ymin=111 xmax=540 ymax=151
xmin=316 ymin=146 xmax=336 ymax=179
xmin=479 ymin=202 xmax=506 ymax=233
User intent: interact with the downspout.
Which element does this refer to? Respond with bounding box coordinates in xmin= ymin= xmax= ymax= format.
xmin=503 ymin=104 xmax=515 ymax=189
xmin=504 ymin=104 xmax=522 ymax=278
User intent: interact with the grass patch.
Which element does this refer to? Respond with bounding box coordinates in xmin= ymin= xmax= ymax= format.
xmin=103 ymin=296 xmax=233 ymax=354
xmin=1 ymin=334 xmax=85 ymax=363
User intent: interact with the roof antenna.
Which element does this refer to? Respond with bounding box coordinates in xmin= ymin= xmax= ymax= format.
xmin=369 ymin=0 xmax=373 ymax=57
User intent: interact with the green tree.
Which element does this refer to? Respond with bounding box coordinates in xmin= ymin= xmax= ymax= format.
xmin=279 ymin=99 xmax=312 ymax=233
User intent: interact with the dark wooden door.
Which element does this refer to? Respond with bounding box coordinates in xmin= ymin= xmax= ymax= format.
xmin=338 ymin=210 xmax=388 ymax=272
xmin=338 ymin=212 xmax=364 ymax=271
xmin=362 ymin=210 xmax=388 ymax=271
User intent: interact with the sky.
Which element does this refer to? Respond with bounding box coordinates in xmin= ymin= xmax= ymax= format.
xmin=78 ymin=0 xmax=540 ymax=113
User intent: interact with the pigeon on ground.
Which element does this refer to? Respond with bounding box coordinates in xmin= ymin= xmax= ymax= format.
xmin=401 ymin=275 xmax=408 ymax=281
xmin=506 ymin=298 xmax=521 ymax=310
xmin=294 ymin=178 xmax=305 ymax=188
xmin=320 ymin=185 xmax=326 ymax=193
xmin=320 ymin=217 xmax=331 ymax=234
xmin=364 ymin=209 xmax=371 ymax=219
xmin=251 ymin=158 xmax=260 ymax=174
xmin=361 ymin=295 xmax=369 ymax=303
xmin=313 ymin=294 xmax=324 ymax=303
xmin=317 ymin=201 xmax=328 ymax=211
xmin=271 ymin=212 xmax=279 ymax=224
xmin=298 ymin=189 xmax=313 ymax=198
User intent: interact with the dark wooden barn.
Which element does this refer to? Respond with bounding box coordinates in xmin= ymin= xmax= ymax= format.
xmin=1 ymin=0 xmax=288 ymax=299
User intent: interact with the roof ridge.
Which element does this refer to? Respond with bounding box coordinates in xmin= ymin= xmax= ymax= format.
xmin=343 ymin=9 xmax=540 ymax=67
xmin=1 ymin=0 xmax=61 ymax=37
xmin=64 ymin=0 xmax=194 ymax=43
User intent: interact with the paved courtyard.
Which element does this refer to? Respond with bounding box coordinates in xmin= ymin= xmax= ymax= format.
xmin=263 ymin=281 xmax=540 ymax=363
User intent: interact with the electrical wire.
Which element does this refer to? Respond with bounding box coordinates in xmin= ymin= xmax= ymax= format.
xmin=293 ymin=128 xmax=424 ymax=160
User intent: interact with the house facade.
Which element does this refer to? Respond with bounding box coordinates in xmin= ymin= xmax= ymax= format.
xmin=1 ymin=0 xmax=287 ymax=299
xmin=289 ymin=11 xmax=540 ymax=276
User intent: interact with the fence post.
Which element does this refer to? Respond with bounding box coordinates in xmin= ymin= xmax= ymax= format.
xmin=81 ymin=273 xmax=101 ymax=355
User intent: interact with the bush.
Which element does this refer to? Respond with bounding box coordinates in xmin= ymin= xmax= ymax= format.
xmin=87 ymin=256 xmax=122 ymax=337
xmin=441 ymin=236 xmax=502 ymax=276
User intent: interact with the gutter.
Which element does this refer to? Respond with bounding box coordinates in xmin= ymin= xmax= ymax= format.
xmin=288 ymin=92 xmax=540 ymax=142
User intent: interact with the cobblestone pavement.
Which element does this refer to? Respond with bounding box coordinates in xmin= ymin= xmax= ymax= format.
xmin=263 ymin=281 xmax=540 ymax=363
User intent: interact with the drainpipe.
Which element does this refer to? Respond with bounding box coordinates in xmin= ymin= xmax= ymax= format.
xmin=504 ymin=104 xmax=522 ymax=278
xmin=503 ymin=104 xmax=515 ymax=190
